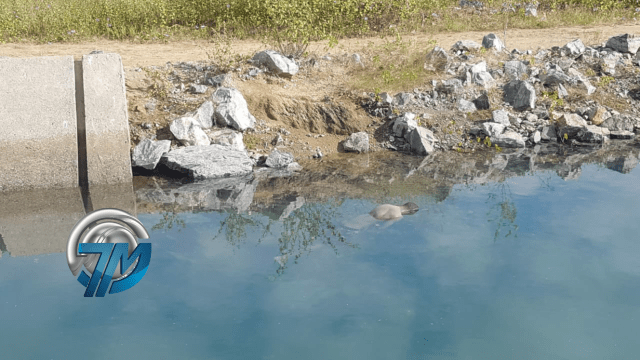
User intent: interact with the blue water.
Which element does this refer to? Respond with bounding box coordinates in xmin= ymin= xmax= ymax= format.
xmin=2 ymin=164 xmax=640 ymax=359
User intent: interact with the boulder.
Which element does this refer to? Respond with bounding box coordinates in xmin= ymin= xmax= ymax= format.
xmin=563 ymin=39 xmax=586 ymax=57
xmin=188 ymin=101 xmax=214 ymax=128
xmin=601 ymin=115 xmax=636 ymax=132
xmin=482 ymin=122 xmax=506 ymax=137
xmin=492 ymin=110 xmax=510 ymax=126
xmin=161 ymin=145 xmax=253 ymax=179
xmin=503 ymin=80 xmax=536 ymax=111
xmin=473 ymin=71 xmax=495 ymax=88
xmin=540 ymin=68 xmax=572 ymax=86
xmin=170 ymin=117 xmax=210 ymax=146
xmin=531 ymin=130 xmax=541 ymax=144
xmin=437 ymin=78 xmax=463 ymax=94
xmin=556 ymin=113 xmax=587 ymax=138
xmin=491 ymin=131 xmax=526 ymax=148
xmin=379 ymin=92 xmax=393 ymax=104
xmin=482 ymin=33 xmax=504 ymax=52
xmin=473 ymin=93 xmax=490 ymax=110
xmin=212 ymin=87 xmax=256 ymax=131
xmin=394 ymin=92 xmax=414 ymax=106
xmin=251 ymin=50 xmax=299 ymax=77
xmin=209 ymin=129 xmax=245 ymax=151
xmin=469 ymin=61 xmax=487 ymax=74
xmin=265 ymin=149 xmax=296 ymax=168
xmin=425 ymin=46 xmax=450 ymax=72
xmin=190 ymin=84 xmax=208 ymax=94
xmin=451 ymin=40 xmax=481 ymax=52
xmin=605 ymin=34 xmax=640 ymax=55
xmin=540 ymin=126 xmax=557 ymax=141
xmin=392 ymin=113 xmax=417 ymax=139
xmin=589 ymin=106 xmax=610 ymax=125
xmin=131 ymin=139 xmax=171 ymax=170
xmin=205 ymin=73 xmax=233 ymax=87
xmin=576 ymin=125 xmax=609 ymax=143
xmin=457 ymin=99 xmax=477 ymax=112
xmin=342 ymin=132 xmax=370 ymax=153
xmin=407 ymin=127 xmax=437 ymax=155
xmin=504 ymin=60 xmax=528 ymax=80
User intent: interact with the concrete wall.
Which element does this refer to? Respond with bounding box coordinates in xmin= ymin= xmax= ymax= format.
xmin=82 ymin=53 xmax=133 ymax=186
xmin=0 ymin=56 xmax=79 ymax=191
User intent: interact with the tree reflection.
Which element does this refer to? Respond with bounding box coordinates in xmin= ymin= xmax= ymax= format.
xmin=151 ymin=205 xmax=186 ymax=232
xmin=486 ymin=183 xmax=519 ymax=241
xmin=213 ymin=199 xmax=359 ymax=275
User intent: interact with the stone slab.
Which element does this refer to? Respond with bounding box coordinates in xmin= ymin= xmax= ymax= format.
xmin=82 ymin=53 xmax=132 ymax=186
xmin=0 ymin=56 xmax=79 ymax=190
xmin=0 ymin=187 xmax=85 ymax=257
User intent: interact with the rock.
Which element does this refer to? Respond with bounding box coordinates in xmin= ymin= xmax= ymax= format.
xmin=161 ymin=145 xmax=253 ymax=179
xmin=170 ymin=117 xmax=210 ymax=146
xmin=271 ymin=133 xmax=284 ymax=146
xmin=190 ymin=84 xmax=208 ymax=94
xmin=452 ymin=40 xmax=481 ymax=52
xmin=605 ymin=34 xmax=640 ymax=55
xmin=540 ymin=68 xmax=572 ymax=86
xmin=473 ymin=93 xmax=490 ymax=110
xmin=469 ymin=61 xmax=487 ymax=74
xmin=576 ymin=125 xmax=609 ymax=143
xmin=131 ymin=139 xmax=171 ymax=170
xmin=251 ymin=50 xmax=299 ymax=77
xmin=525 ymin=5 xmax=537 ymax=17
xmin=437 ymin=78 xmax=463 ymax=94
xmin=212 ymin=87 xmax=256 ymax=131
xmin=601 ymin=115 xmax=636 ymax=132
xmin=576 ymin=78 xmax=596 ymax=95
xmin=392 ymin=113 xmax=417 ymax=138
xmin=473 ymin=71 xmax=495 ymax=88
xmin=209 ymin=129 xmax=245 ymax=151
xmin=460 ymin=0 xmax=483 ymax=8
xmin=589 ymin=106 xmax=610 ymax=125
xmin=424 ymin=46 xmax=450 ymax=72
xmin=503 ymin=80 xmax=536 ymax=111
xmin=394 ymin=92 xmax=414 ymax=106
xmin=531 ymin=130 xmax=541 ymax=143
xmin=265 ymin=149 xmax=295 ymax=168
xmin=407 ymin=127 xmax=437 ymax=155
xmin=557 ymin=83 xmax=568 ymax=98
xmin=491 ymin=131 xmax=526 ymax=148
xmin=492 ymin=109 xmax=510 ymax=125
xmin=540 ymin=126 xmax=557 ymax=141
xmin=557 ymin=58 xmax=575 ymax=73
xmin=600 ymin=57 xmax=617 ymax=76
xmin=482 ymin=33 xmax=504 ymax=51
xmin=504 ymin=60 xmax=528 ymax=80
xmin=482 ymin=122 xmax=506 ymax=137
xmin=610 ymin=130 xmax=635 ymax=139
xmin=563 ymin=39 xmax=586 ymax=57
xmin=342 ymin=132 xmax=369 ymax=153
xmin=205 ymin=73 xmax=232 ymax=87
xmin=457 ymin=99 xmax=477 ymax=112
xmin=556 ymin=113 xmax=587 ymax=138
xmin=188 ymin=101 xmax=214 ymax=128
xmin=379 ymin=92 xmax=393 ymax=104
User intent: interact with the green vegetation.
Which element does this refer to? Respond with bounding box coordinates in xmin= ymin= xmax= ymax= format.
xmin=541 ymin=90 xmax=564 ymax=111
xmin=0 ymin=0 xmax=637 ymax=44
xmin=598 ymin=75 xmax=615 ymax=87
xmin=243 ymin=133 xmax=259 ymax=150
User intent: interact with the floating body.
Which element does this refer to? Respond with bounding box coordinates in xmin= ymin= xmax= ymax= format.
xmin=344 ymin=202 xmax=419 ymax=230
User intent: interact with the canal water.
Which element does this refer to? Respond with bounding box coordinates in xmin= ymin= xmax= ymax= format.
xmin=1 ymin=147 xmax=640 ymax=359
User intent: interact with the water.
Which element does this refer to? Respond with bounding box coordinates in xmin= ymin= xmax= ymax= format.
xmin=2 ymin=154 xmax=640 ymax=359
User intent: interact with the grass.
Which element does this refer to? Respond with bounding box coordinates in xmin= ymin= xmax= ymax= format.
xmin=1 ymin=0 xmax=639 ymax=44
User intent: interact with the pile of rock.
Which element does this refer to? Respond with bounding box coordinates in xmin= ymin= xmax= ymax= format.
xmin=362 ymin=32 xmax=640 ymax=154
xmin=132 ymin=50 xmax=303 ymax=180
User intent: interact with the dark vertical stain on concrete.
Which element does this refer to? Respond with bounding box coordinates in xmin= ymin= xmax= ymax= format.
xmin=74 ymin=60 xmax=93 ymax=213
xmin=0 ymin=234 xmax=9 ymax=256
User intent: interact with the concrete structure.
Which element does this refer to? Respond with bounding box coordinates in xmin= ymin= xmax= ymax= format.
xmin=0 ymin=56 xmax=79 ymax=191
xmin=0 ymin=187 xmax=85 ymax=256
xmin=82 ymin=53 xmax=133 ymax=185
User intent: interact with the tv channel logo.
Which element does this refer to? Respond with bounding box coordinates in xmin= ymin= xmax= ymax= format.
xmin=66 ymin=209 xmax=151 ymax=297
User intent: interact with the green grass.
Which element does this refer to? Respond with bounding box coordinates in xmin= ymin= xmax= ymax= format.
xmin=0 ymin=0 xmax=638 ymax=44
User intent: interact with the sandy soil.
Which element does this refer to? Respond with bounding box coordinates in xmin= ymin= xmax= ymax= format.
xmin=1 ymin=24 xmax=639 ymax=67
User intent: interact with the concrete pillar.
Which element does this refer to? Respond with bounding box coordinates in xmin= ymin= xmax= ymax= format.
xmin=81 ymin=53 xmax=133 ymax=186
xmin=0 ymin=56 xmax=79 ymax=190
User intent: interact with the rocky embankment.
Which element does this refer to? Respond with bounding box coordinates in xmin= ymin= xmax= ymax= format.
xmin=129 ymin=32 xmax=640 ymax=185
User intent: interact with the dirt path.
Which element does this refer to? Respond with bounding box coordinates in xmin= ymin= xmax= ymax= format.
xmin=1 ymin=23 xmax=639 ymax=67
